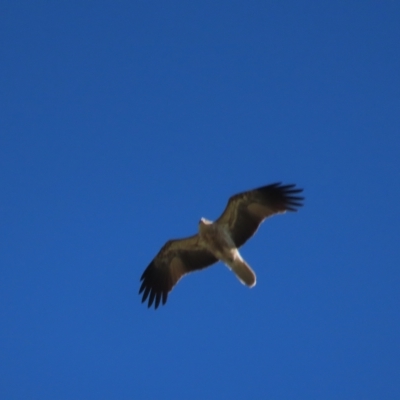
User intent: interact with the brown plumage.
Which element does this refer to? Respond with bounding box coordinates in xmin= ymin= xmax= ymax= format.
xmin=139 ymin=183 xmax=304 ymax=309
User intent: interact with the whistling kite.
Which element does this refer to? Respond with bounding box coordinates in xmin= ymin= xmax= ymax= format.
xmin=139 ymin=183 xmax=304 ymax=309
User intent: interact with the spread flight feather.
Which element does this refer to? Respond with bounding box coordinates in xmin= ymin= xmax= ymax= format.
xmin=139 ymin=182 xmax=304 ymax=309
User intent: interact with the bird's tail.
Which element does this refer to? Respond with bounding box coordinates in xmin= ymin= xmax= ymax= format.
xmin=227 ymin=255 xmax=256 ymax=288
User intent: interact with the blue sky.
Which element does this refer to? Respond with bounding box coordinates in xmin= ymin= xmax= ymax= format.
xmin=1 ymin=1 xmax=399 ymax=399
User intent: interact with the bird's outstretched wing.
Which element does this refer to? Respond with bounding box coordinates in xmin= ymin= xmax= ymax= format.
xmin=216 ymin=183 xmax=304 ymax=248
xmin=139 ymin=235 xmax=218 ymax=309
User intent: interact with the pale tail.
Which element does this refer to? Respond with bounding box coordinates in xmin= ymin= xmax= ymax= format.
xmin=228 ymin=258 xmax=256 ymax=288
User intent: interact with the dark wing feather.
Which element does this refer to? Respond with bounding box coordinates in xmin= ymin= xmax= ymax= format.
xmin=139 ymin=235 xmax=218 ymax=309
xmin=216 ymin=183 xmax=304 ymax=248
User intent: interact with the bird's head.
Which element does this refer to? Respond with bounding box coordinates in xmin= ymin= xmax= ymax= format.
xmin=198 ymin=217 xmax=212 ymax=232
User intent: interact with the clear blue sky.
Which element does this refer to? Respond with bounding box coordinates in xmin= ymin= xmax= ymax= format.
xmin=1 ymin=1 xmax=399 ymax=399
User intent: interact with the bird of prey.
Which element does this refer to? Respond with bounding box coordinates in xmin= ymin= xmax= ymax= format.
xmin=139 ymin=182 xmax=304 ymax=309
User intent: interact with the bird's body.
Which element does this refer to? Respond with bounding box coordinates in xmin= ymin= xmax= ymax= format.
xmin=139 ymin=182 xmax=304 ymax=309
xmin=198 ymin=218 xmax=256 ymax=287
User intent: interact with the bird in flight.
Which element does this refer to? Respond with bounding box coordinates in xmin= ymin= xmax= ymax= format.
xmin=139 ymin=182 xmax=304 ymax=309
